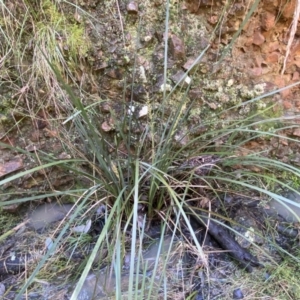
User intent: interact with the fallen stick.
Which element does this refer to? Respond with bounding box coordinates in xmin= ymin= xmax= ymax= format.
xmin=185 ymin=204 xmax=261 ymax=272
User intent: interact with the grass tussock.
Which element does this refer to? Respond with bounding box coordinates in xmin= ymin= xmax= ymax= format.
xmin=0 ymin=0 xmax=300 ymax=299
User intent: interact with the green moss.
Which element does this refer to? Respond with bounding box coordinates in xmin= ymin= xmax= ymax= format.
xmin=280 ymin=171 xmax=300 ymax=190
xmin=0 ymin=211 xmax=21 ymax=236
xmin=0 ymin=96 xmax=17 ymax=123
xmin=0 ymin=97 xmax=12 ymax=112
xmin=264 ymin=258 xmax=300 ymax=299
xmin=66 ymin=24 xmax=90 ymax=57
xmin=35 ymin=0 xmax=91 ymax=64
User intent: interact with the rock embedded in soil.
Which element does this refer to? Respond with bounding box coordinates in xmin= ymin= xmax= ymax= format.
xmin=30 ymin=130 xmax=40 ymax=142
xmin=233 ymin=288 xmax=244 ymax=299
xmin=127 ymin=2 xmax=138 ymax=14
xmin=106 ymin=68 xmax=123 ymax=79
xmin=25 ymin=144 xmax=40 ymax=152
xmin=0 ymin=158 xmax=23 ymax=178
xmin=101 ymin=119 xmax=115 ymax=132
xmin=169 ymin=34 xmax=186 ymax=61
xmin=252 ymin=31 xmax=265 ymax=46
xmin=142 ymin=35 xmax=153 ymax=46
xmin=183 ymin=57 xmax=199 ymax=71
xmin=138 ymin=105 xmax=148 ymax=118
xmin=100 ymin=102 xmax=112 ymax=113
xmin=265 ymin=52 xmax=279 ymax=63
xmin=93 ymin=61 xmax=108 ymax=71
xmin=170 ymin=70 xmax=191 ymax=87
xmin=281 ymin=0 xmax=296 ymax=20
xmin=261 ymin=11 xmax=276 ymax=32
xmin=130 ymin=84 xmax=148 ymax=102
xmin=292 ymin=128 xmax=300 ymax=137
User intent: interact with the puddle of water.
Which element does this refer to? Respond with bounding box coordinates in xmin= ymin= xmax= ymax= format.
xmin=268 ymin=191 xmax=300 ymax=222
xmin=28 ymin=203 xmax=74 ymax=231
xmin=75 ymin=273 xmax=107 ymax=300
xmin=70 ymin=236 xmax=187 ymax=299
